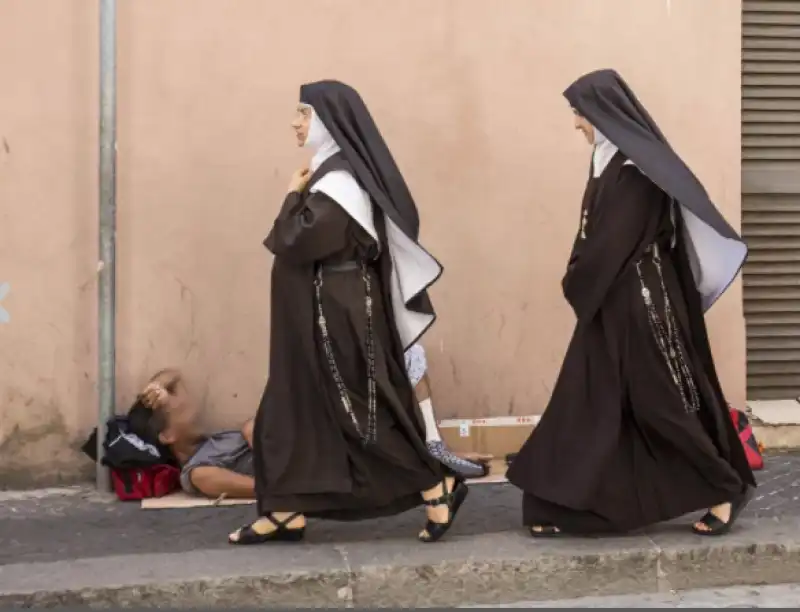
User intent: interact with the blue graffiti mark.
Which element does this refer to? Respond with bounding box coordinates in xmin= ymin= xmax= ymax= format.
xmin=0 ymin=282 xmax=9 ymax=323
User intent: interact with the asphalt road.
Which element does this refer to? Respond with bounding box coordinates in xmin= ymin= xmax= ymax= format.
xmin=479 ymin=583 xmax=800 ymax=607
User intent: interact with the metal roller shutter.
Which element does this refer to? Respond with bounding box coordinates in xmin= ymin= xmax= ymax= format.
xmin=742 ymin=0 xmax=800 ymax=399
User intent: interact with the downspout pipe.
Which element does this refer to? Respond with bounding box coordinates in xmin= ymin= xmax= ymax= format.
xmin=97 ymin=0 xmax=117 ymax=491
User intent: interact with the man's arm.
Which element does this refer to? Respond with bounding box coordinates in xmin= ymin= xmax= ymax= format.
xmin=189 ymin=466 xmax=255 ymax=499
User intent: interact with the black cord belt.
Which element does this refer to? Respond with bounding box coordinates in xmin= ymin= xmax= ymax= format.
xmin=319 ymin=260 xmax=364 ymax=273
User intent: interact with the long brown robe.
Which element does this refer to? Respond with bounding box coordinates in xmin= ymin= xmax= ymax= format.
xmin=507 ymin=153 xmax=755 ymax=534
xmin=252 ymin=156 xmax=442 ymax=520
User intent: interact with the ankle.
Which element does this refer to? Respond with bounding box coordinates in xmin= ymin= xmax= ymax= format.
xmin=268 ymin=512 xmax=306 ymax=528
xmin=421 ymin=482 xmax=443 ymax=501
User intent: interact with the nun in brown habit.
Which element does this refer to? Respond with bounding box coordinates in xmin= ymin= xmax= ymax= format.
xmin=507 ymin=69 xmax=756 ymax=537
xmin=228 ymin=81 xmax=467 ymax=545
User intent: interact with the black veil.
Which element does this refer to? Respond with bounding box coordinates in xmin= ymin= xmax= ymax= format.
xmin=300 ymin=80 xmax=421 ymax=240
xmin=564 ymin=69 xmax=747 ymax=311
xmin=299 ymin=80 xmax=442 ymax=349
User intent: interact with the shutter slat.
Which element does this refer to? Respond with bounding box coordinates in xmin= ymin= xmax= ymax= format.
xmin=744 ymin=275 xmax=800 ymax=287
xmin=744 ymin=14 xmax=800 ymax=26
xmin=748 ymin=336 xmax=800 ymax=349
xmin=744 ymin=111 xmax=800 ymax=124
xmin=747 ymin=348 xmax=800 ymax=361
xmin=748 ymin=360 xmax=800 ymax=374
xmin=745 ymin=261 xmax=800 ymax=274
xmin=747 ymin=311 xmax=800 ymax=325
xmin=748 ymin=251 xmax=800 ymax=263
xmin=743 ymin=86 xmax=800 ymax=98
xmin=744 ymin=50 xmax=800 ymax=62
xmin=741 ymin=223 xmax=800 ymax=235
xmin=744 ymin=98 xmax=800 ymax=111
xmin=745 ymin=298 xmax=800 ymax=313
xmin=743 ymin=123 xmax=800 ymax=134
xmin=743 ymin=149 xmax=800 ymax=160
xmin=744 ymin=25 xmax=800 ymax=40
xmin=744 ymin=38 xmax=800 ymax=50
xmin=744 ymin=1 xmax=800 ymax=14
xmin=744 ymin=134 xmax=800 ymax=147
xmin=742 ymin=62 xmax=800 ymax=74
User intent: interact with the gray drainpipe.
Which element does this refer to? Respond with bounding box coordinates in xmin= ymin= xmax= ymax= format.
xmin=97 ymin=0 xmax=117 ymax=491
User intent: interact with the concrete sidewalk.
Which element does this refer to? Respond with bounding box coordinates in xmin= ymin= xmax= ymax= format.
xmin=1 ymin=453 xmax=799 ymax=607
xmin=2 ymin=516 xmax=800 ymax=607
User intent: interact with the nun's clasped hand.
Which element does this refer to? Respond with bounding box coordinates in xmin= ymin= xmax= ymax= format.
xmin=288 ymin=166 xmax=311 ymax=194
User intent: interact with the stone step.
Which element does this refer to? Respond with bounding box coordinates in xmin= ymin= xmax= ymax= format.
xmin=748 ymin=399 xmax=800 ymax=449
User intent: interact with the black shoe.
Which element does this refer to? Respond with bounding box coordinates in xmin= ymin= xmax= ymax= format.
xmin=228 ymin=513 xmax=305 ymax=545
xmin=692 ymin=487 xmax=754 ymax=537
xmin=419 ymin=478 xmax=469 ymax=543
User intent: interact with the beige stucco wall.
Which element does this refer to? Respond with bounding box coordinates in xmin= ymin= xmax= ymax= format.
xmin=0 ymin=0 xmax=743 ymax=487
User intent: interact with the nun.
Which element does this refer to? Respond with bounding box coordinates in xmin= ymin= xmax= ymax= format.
xmin=228 ymin=80 xmax=467 ymax=545
xmin=507 ymin=69 xmax=756 ymax=537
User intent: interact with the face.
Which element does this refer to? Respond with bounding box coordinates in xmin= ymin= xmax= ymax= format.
xmin=291 ymin=104 xmax=312 ymax=147
xmin=572 ymin=109 xmax=595 ymax=145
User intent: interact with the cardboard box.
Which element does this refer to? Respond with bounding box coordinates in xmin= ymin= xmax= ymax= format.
xmin=439 ymin=416 xmax=539 ymax=461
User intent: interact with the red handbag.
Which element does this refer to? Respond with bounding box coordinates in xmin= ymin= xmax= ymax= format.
xmin=729 ymin=407 xmax=764 ymax=471
xmin=110 ymin=464 xmax=180 ymax=501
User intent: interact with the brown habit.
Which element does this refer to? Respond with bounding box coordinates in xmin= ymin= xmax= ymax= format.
xmin=506 ymin=153 xmax=755 ymax=534
xmin=252 ymin=155 xmax=442 ymax=521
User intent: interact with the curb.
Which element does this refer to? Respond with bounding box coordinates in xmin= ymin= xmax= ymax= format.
xmin=2 ymin=517 xmax=799 ymax=607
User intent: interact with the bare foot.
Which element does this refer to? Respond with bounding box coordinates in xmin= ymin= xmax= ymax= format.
xmin=694 ymin=502 xmax=732 ymax=533
xmin=529 ymin=524 xmax=562 ymax=537
xmin=228 ymin=512 xmax=305 ymax=542
xmin=530 ymin=525 xmax=560 ymax=533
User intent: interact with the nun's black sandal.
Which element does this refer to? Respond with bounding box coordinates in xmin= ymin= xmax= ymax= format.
xmin=228 ymin=513 xmax=305 ymax=545
xmin=692 ymin=487 xmax=754 ymax=537
xmin=529 ymin=524 xmax=563 ymax=538
xmin=419 ymin=478 xmax=469 ymax=543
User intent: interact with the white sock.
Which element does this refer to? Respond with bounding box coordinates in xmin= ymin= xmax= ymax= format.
xmin=419 ymin=398 xmax=441 ymax=443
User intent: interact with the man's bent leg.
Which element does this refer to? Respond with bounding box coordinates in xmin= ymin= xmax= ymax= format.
xmin=405 ymin=344 xmax=489 ymax=478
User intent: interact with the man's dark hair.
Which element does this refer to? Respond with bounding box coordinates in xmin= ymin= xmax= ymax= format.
xmin=127 ymin=399 xmax=168 ymax=443
xmin=127 ymin=368 xmax=179 ymax=442
xmin=126 ymin=400 xmax=177 ymax=466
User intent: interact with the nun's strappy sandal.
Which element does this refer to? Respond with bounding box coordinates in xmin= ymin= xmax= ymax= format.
xmin=419 ymin=478 xmax=469 ymax=543
xmin=529 ymin=524 xmax=563 ymax=538
xmin=228 ymin=513 xmax=305 ymax=545
xmin=692 ymin=487 xmax=754 ymax=537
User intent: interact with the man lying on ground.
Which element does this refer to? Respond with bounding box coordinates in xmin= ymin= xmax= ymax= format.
xmin=133 ymin=346 xmax=491 ymax=500
xmin=132 ymin=368 xmax=257 ymax=499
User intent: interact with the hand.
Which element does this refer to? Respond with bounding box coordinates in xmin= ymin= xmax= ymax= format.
xmin=140 ymin=382 xmax=169 ymax=409
xmin=287 ymin=166 xmax=311 ymax=194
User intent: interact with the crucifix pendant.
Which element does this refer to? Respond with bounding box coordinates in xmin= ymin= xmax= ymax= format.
xmin=580 ymin=209 xmax=588 ymax=239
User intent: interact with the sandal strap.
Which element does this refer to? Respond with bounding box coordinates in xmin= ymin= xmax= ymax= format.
xmin=424 ymin=492 xmax=453 ymax=508
xmin=423 ymin=480 xmax=456 ymax=508
xmin=264 ymin=512 xmax=302 ymax=530
xmin=696 ymin=511 xmax=727 ymax=531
